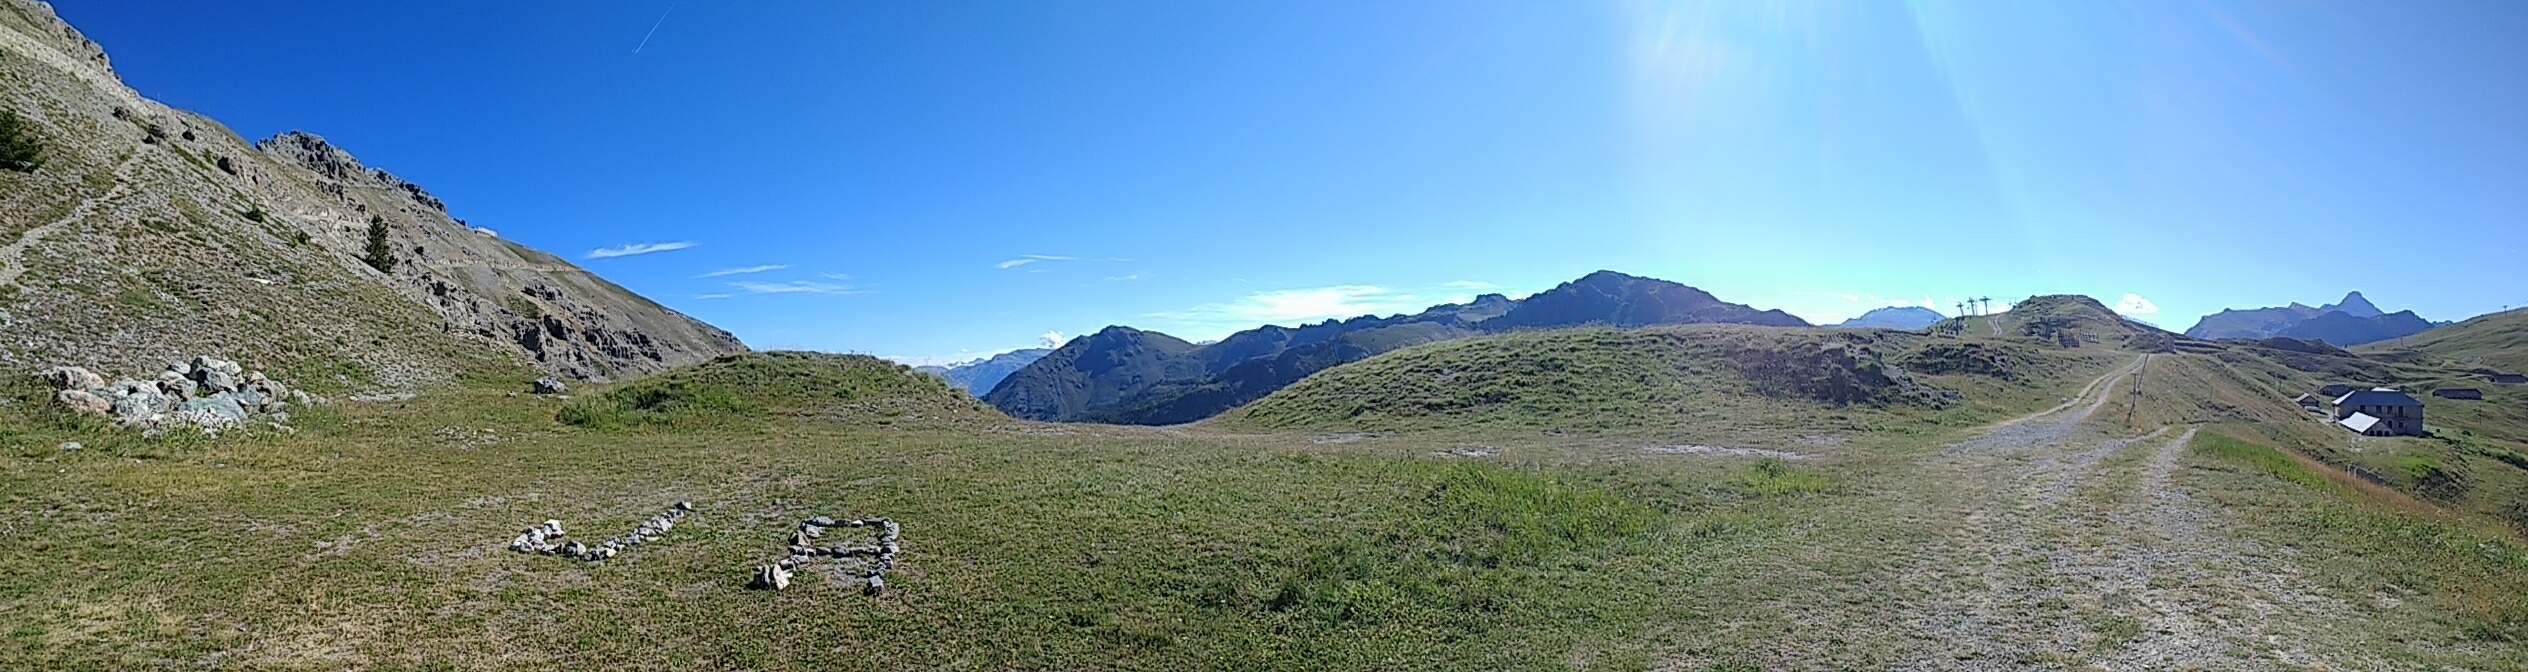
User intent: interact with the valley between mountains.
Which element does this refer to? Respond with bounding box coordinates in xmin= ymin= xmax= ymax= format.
xmin=4 ymin=2 xmax=2527 ymax=670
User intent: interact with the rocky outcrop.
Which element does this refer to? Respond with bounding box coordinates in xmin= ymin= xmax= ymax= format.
xmin=40 ymin=356 xmax=307 ymax=435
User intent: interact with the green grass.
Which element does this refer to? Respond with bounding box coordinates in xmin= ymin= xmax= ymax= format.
xmin=2192 ymin=432 xmax=2339 ymax=491
xmin=2191 ymin=430 xmax=2528 ymax=643
xmin=1727 ymin=458 xmax=1837 ymax=497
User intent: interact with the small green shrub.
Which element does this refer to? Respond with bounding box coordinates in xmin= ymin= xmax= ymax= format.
xmin=289 ymin=229 xmax=311 ymax=246
xmin=361 ymin=215 xmax=396 ymax=273
xmin=1730 ymin=458 xmax=1837 ymax=496
xmin=241 ymin=206 xmax=267 ymax=223
xmin=0 ymin=109 xmax=44 ymax=173
xmin=114 ymin=288 xmax=164 ymax=311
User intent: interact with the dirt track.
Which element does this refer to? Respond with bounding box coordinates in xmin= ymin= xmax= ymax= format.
xmin=1883 ymin=357 xmax=2358 ymax=670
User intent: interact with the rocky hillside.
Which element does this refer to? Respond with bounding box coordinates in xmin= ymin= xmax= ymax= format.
xmin=0 ymin=1 xmax=743 ymax=390
xmin=984 ymin=271 xmax=1808 ymax=424
xmin=2183 ymin=291 xmax=2430 ymax=346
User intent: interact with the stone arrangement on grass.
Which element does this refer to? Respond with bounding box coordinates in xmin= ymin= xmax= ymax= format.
xmin=751 ymin=515 xmax=901 ymax=594
xmin=508 ymin=502 xmax=693 ymax=562
xmin=40 ymin=356 xmax=311 ymax=435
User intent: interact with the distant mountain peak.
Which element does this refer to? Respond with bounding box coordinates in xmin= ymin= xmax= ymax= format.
xmin=2324 ymin=291 xmax=2383 ymax=318
xmin=1838 ymin=306 xmax=1945 ymax=330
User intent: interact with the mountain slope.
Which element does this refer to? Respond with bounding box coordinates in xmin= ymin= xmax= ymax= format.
xmin=1839 ymin=306 xmax=1944 ymax=330
xmin=985 ymin=272 xmax=1805 ymax=423
xmin=0 ymin=1 xmax=742 ymax=388
xmin=2356 ymin=307 xmax=2528 ymax=375
xmin=916 ymin=348 xmax=1051 ymax=395
xmin=981 ymin=326 xmax=1203 ymax=421
xmin=2277 ymin=309 xmax=2434 ymax=347
xmin=1487 ymin=270 xmax=1809 ymax=330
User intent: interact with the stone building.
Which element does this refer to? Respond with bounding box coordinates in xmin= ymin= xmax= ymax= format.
xmin=2334 ymin=388 xmax=2423 ymax=437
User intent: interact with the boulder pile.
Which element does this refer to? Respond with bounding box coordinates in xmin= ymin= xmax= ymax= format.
xmin=40 ymin=356 xmax=308 ymax=435
xmin=752 ymin=515 xmax=901 ymax=594
xmin=508 ymin=502 xmax=693 ymax=562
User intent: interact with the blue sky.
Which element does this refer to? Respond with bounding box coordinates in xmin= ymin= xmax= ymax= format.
xmin=56 ymin=1 xmax=2528 ymax=364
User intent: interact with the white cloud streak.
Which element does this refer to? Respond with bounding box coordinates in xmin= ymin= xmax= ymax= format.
xmin=998 ymin=254 xmax=1081 ymax=269
xmin=586 ymin=241 xmax=697 ymax=259
xmin=696 ymin=264 xmax=789 ymax=278
xmin=732 ymin=280 xmax=870 ymax=296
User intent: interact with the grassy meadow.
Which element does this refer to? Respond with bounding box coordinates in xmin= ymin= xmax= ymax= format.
xmin=2 ymin=340 xmax=2524 ymax=669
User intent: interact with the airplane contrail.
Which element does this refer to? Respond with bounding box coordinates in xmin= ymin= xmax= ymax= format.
xmin=634 ymin=1 xmax=681 ymax=54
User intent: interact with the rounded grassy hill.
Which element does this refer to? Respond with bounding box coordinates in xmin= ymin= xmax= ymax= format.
xmin=557 ymin=351 xmax=1001 ymax=428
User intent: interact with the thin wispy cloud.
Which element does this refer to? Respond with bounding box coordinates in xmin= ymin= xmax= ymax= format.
xmin=997 ymin=254 xmax=1080 ymax=269
xmin=692 ymin=294 xmax=733 ymax=300
xmin=732 ymin=280 xmax=870 ymax=296
xmin=586 ymin=241 xmax=697 ymax=259
xmin=696 ymin=264 xmax=788 ymax=278
xmin=1107 ymin=273 xmax=1146 ymax=281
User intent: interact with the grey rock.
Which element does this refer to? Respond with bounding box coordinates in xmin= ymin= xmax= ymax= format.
xmin=751 ymin=564 xmax=792 ymax=590
xmin=58 ymin=441 xmax=80 ymax=451
xmin=805 ymin=516 xmax=835 ymax=527
xmin=200 ymin=370 xmax=238 ymax=393
xmin=562 ymin=541 xmax=588 ymax=557
xmin=55 ymin=389 xmax=111 ymax=416
xmin=532 ymin=377 xmax=569 ymax=395
xmin=109 ymin=393 xmax=165 ymax=425
xmin=673 ymin=501 xmax=693 ymax=512
xmin=166 ymin=361 xmax=192 ymax=377
xmin=159 ymin=377 xmax=198 ymax=400
xmin=41 ymin=367 xmax=105 ymax=392
xmin=178 ymin=395 xmax=248 ymax=421
xmin=231 ymin=386 xmax=267 ymax=409
xmin=864 ymin=575 xmax=885 ymax=595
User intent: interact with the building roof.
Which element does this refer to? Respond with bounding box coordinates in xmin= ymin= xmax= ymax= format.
xmin=2339 ymin=412 xmax=2382 ymax=433
xmin=2335 ymin=389 xmax=2421 ymax=407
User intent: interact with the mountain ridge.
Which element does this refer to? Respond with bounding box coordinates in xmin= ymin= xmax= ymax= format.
xmin=2183 ymin=291 xmax=2426 ymax=347
xmin=983 ymin=270 xmax=1812 ymax=424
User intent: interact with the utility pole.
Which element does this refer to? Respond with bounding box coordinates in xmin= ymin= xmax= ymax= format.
xmin=2126 ymin=354 xmax=2148 ymax=427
